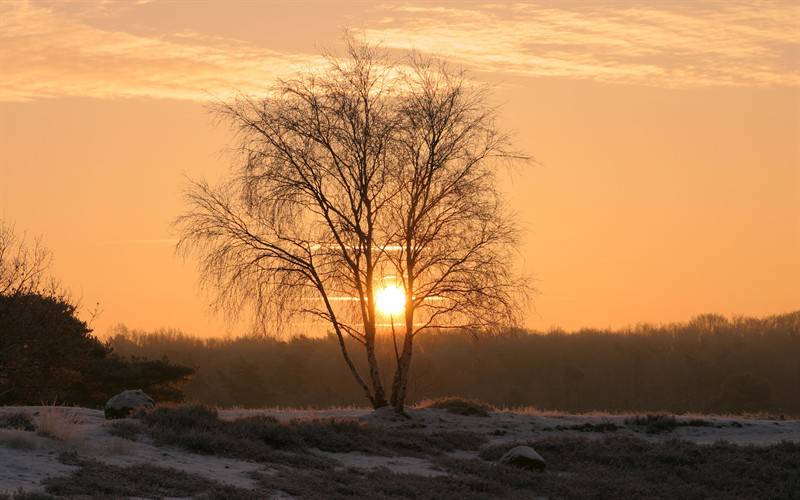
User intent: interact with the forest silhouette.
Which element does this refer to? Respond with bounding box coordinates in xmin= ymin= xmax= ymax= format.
xmin=107 ymin=310 xmax=800 ymax=415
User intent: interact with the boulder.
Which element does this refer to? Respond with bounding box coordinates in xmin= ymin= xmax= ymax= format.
xmin=104 ymin=389 xmax=154 ymax=419
xmin=499 ymin=445 xmax=546 ymax=471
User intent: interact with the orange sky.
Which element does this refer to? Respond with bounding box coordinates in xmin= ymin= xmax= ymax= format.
xmin=1 ymin=1 xmax=798 ymax=337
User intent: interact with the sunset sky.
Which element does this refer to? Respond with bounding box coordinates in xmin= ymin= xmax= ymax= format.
xmin=1 ymin=0 xmax=798 ymax=338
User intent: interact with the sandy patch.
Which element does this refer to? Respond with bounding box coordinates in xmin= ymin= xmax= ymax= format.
xmin=0 ymin=406 xmax=264 ymax=493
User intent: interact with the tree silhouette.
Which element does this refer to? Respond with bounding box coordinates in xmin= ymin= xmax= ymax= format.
xmin=0 ymin=222 xmax=194 ymax=406
xmin=177 ymin=39 xmax=527 ymax=411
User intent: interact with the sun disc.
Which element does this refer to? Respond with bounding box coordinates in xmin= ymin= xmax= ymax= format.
xmin=375 ymin=285 xmax=406 ymax=316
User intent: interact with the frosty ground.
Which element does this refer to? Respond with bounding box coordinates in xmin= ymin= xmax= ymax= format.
xmin=1 ymin=403 xmax=798 ymax=499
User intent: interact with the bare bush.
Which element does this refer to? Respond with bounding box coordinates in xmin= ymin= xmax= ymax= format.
xmin=0 ymin=222 xmax=54 ymax=297
xmin=417 ymin=397 xmax=494 ymax=417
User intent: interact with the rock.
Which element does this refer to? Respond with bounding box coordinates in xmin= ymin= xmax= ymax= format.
xmin=104 ymin=389 xmax=154 ymax=419
xmin=499 ymin=445 xmax=546 ymax=471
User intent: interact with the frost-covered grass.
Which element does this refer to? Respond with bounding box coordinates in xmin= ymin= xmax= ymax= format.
xmin=127 ymin=405 xmax=485 ymax=465
xmin=474 ymin=437 xmax=800 ymax=499
xmin=36 ymin=434 xmax=796 ymax=500
xmin=0 ymin=430 xmax=37 ymax=451
xmin=42 ymin=452 xmax=256 ymax=499
xmin=2 ymin=405 xmax=799 ymax=498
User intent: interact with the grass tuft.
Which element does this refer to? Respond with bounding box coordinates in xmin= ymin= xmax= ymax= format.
xmin=36 ymin=407 xmax=81 ymax=442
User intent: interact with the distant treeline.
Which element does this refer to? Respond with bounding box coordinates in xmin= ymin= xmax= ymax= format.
xmin=107 ymin=311 xmax=800 ymax=415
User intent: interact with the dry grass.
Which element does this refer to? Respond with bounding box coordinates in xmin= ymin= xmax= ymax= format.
xmin=35 ymin=406 xmax=82 ymax=442
xmin=0 ymin=429 xmax=37 ymax=450
xmin=496 ymin=406 xmax=637 ymax=417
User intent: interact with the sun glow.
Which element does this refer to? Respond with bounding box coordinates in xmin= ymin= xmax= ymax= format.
xmin=375 ymin=284 xmax=406 ymax=316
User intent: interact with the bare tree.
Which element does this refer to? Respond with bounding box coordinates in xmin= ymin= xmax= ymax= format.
xmin=177 ymin=40 xmax=401 ymax=408
xmin=177 ymin=40 xmax=528 ymax=411
xmin=0 ymin=221 xmax=53 ymax=297
xmin=385 ymin=58 xmax=528 ymax=410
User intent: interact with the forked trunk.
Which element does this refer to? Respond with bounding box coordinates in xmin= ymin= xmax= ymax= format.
xmin=390 ymin=338 xmax=413 ymax=412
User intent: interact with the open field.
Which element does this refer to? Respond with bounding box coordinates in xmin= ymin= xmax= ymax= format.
xmin=1 ymin=404 xmax=798 ymax=499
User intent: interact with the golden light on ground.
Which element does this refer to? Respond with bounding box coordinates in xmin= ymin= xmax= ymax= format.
xmin=375 ymin=284 xmax=406 ymax=316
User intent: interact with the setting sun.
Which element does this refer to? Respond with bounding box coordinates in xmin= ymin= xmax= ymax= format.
xmin=375 ymin=284 xmax=406 ymax=316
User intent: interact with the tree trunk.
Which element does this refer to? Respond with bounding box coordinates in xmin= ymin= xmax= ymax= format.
xmin=320 ymin=291 xmax=377 ymax=407
xmin=364 ymin=267 xmax=387 ymax=409
xmin=390 ymin=302 xmax=415 ymax=412
xmin=390 ymin=336 xmax=414 ymax=412
xmin=364 ymin=287 xmax=387 ymax=408
xmin=365 ymin=328 xmax=387 ymax=408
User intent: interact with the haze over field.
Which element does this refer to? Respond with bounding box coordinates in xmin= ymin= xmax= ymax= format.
xmin=1 ymin=1 xmax=798 ymax=338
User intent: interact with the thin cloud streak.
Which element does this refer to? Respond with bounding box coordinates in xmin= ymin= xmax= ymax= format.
xmin=0 ymin=2 xmax=324 ymax=102
xmin=0 ymin=1 xmax=797 ymax=103
xmin=98 ymin=239 xmax=179 ymax=246
xmin=365 ymin=2 xmax=799 ymax=89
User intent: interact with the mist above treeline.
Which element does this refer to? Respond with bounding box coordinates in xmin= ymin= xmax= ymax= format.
xmin=106 ymin=311 xmax=800 ymax=416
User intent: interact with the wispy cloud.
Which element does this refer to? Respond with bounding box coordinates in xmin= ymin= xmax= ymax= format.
xmin=98 ymin=238 xmax=178 ymax=246
xmin=0 ymin=2 xmax=323 ymax=102
xmin=365 ymin=2 xmax=799 ymax=88
xmin=1 ymin=1 xmax=797 ymax=103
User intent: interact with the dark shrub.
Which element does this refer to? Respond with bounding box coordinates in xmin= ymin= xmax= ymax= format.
xmin=624 ymin=414 xmax=713 ymax=434
xmin=141 ymin=404 xmax=220 ymax=430
xmin=0 ymin=412 xmax=35 ymax=431
xmin=109 ymin=420 xmax=143 ymax=441
xmin=418 ymin=397 xmax=494 ymax=417
xmin=551 ymin=421 xmax=620 ymax=433
xmin=624 ymin=414 xmax=681 ymax=433
xmin=0 ymin=293 xmax=193 ymax=407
